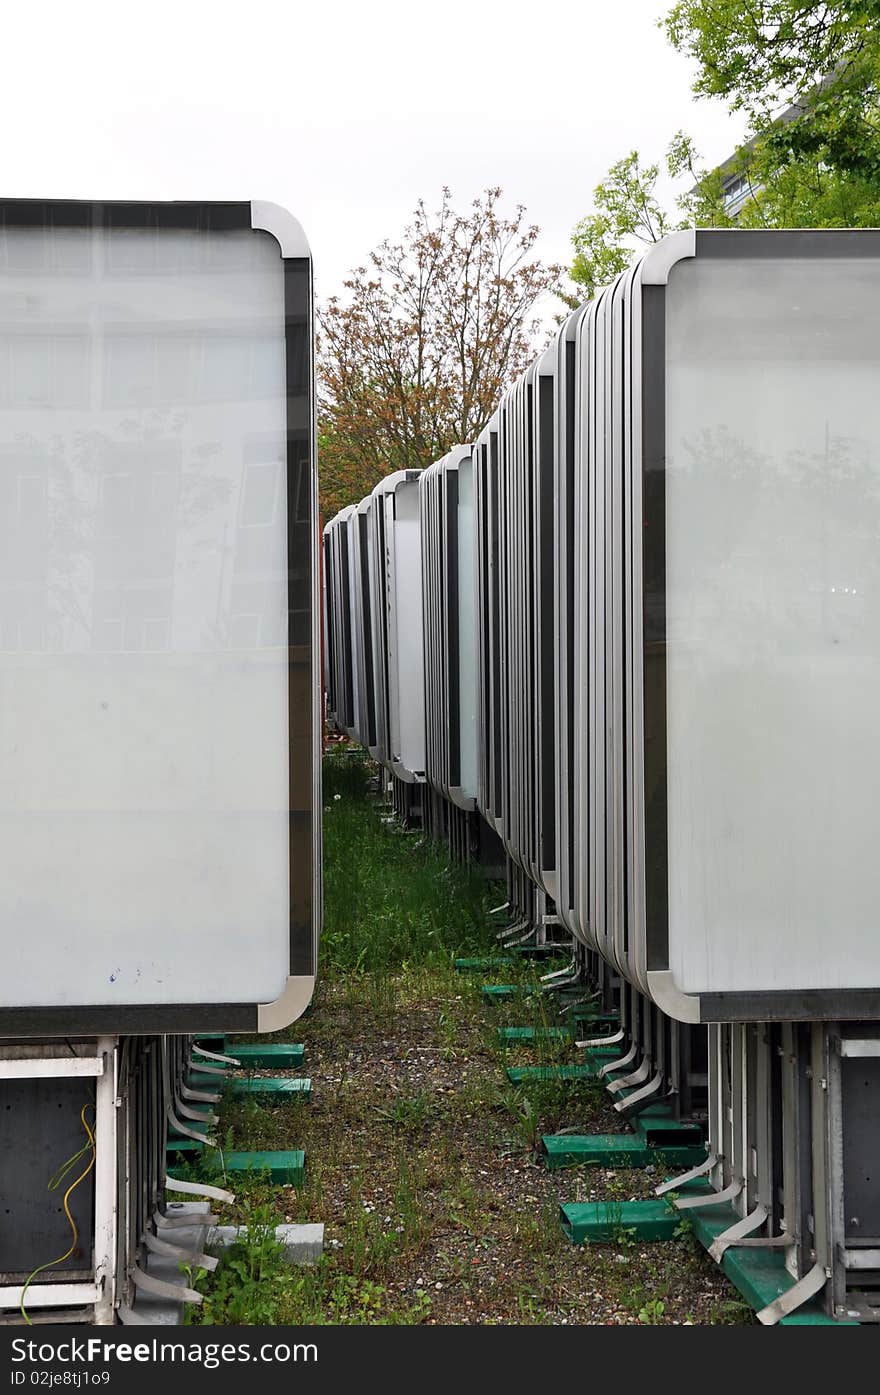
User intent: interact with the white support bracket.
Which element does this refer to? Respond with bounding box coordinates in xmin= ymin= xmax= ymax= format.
xmin=599 ymin=1042 xmax=637 ymax=1079
xmin=142 ymin=1230 xmax=219 ymax=1273
xmin=709 ymin=1204 xmax=768 ymax=1262
xmin=655 ymin=1153 xmax=717 ymax=1197
xmin=130 ymin=1265 xmax=203 ymax=1306
xmin=166 ymin=1175 xmax=236 ymax=1205
xmin=577 ymin=1028 xmax=625 ymax=1050
xmin=192 ymin=1044 xmax=242 ymax=1067
xmin=756 ymin=1260 xmax=827 ymax=1325
xmin=540 ymin=961 xmax=576 ymax=984
xmin=154 ymin=1208 xmax=219 ymax=1231
xmin=614 ymin=1069 xmax=664 ymax=1114
xmin=673 ymin=1178 xmax=743 ymax=1211
xmin=607 ymin=1056 xmax=651 ymax=1095
xmin=166 ymin=1107 xmax=215 ymax=1147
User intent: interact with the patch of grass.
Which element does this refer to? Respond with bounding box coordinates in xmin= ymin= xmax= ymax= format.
xmin=493 ymin=1084 xmax=541 ymax=1154
xmin=705 ymin=1296 xmax=754 ymax=1325
xmin=601 ymin=1197 xmax=638 ymax=1249
xmin=321 ymin=750 xmax=499 ymax=978
xmin=375 ymin=1088 xmax=434 ymax=1135
xmin=191 ymin=750 xmax=751 ymax=1327
xmin=187 ymin=1196 xmax=431 ymax=1326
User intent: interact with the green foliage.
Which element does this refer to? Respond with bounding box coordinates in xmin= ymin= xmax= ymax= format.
xmin=187 ymin=1204 xmax=290 ymax=1326
xmin=601 ymin=1198 xmax=638 ymax=1250
xmin=375 ymin=1089 xmax=434 ymax=1135
xmin=187 ymin=1197 xmax=433 ymax=1326
xmin=493 ymin=1083 xmax=541 ymax=1153
xmin=322 ymin=746 xmax=374 ymax=801
xmin=638 ymin=1296 xmax=667 ymax=1324
xmin=667 ymin=0 xmax=880 ymax=220
xmin=661 ymin=1188 xmax=695 ymax=1239
xmin=571 ymin=2 xmax=880 ymax=296
xmin=571 ymin=151 xmax=679 ymax=297
xmin=664 ymin=0 xmax=880 ymax=164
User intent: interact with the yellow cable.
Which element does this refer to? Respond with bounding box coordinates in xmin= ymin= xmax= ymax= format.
xmin=20 ymin=1103 xmax=96 ymax=1326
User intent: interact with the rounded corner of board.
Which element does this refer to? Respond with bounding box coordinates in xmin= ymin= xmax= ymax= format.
xmin=250 ymin=201 xmax=310 ymax=260
xmin=647 ymin=969 xmax=702 ymax=1025
xmin=257 ymin=974 xmax=316 ymax=1033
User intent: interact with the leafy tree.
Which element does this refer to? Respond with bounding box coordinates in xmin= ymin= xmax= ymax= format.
xmin=664 ymin=0 xmax=880 ymax=182
xmin=570 ymin=153 xmax=670 ymax=295
xmin=318 ymin=188 xmax=562 ymax=518
xmin=571 ymin=148 xmax=689 ymax=299
xmin=570 ymin=136 xmax=731 ymax=296
xmin=571 ymin=2 xmax=880 ymax=295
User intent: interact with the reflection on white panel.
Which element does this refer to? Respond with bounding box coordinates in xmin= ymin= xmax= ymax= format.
xmin=457 ymin=458 xmax=478 ymax=799
xmin=666 ymin=256 xmax=880 ymax=994
xmin=391 ymin=482 xmax=425 ymax=775
xmin=0 ymin=226 xmax=290 ymax=1008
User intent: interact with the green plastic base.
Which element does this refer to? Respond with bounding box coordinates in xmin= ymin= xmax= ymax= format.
xmin=637 ymin=1111 xmax=704 ymax=1147
xmin=507 ymin=1061 xmax=608 ymax=1084
xmin=542 ymin=1131 xmax=705 ymax=1171
xmin=186 ymin=1072 xmax=226 ymax=1093
xmin=561 ymin=1196 xmax=695 ymax=1243
xmin=497 ymin=1026 xmax=574 ymax=1044
xmin=228 ymin=1043 xmax=305 ymax=1069
xmin=455 ymin=957 xmax=515 ymax=971
xmin=561 ymin=1178 xmax=854 ymax=1323
xmin=166 ymin=1137 xmax=205 ymax=1160
xmin=219 ymin=1149 xmax=306 ymax=1185
xmin=171 ymin=1116 xmax=211 ymax=1137
xmin=229 ymin=1077 xmax=311 ymax=1102
xmin=481 ymin=983 xmax=540 ymax=1000
xmin=585 ymin=1046 xmax=625 ymax=1067
xmin=542 ymin=1089 xmax=706 ymax=1171
xmin=567 ymin=1008 xmax=619 ymax=1027
xmin=688 ymin=1207 xmax=848 ymax=1325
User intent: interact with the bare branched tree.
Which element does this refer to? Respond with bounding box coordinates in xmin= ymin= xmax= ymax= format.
xmin=318 ymin=188 xmax=562 ymax=517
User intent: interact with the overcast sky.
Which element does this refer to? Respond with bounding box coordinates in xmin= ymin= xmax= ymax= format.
xmin=6 ymin=0 xmax=746 ymax=303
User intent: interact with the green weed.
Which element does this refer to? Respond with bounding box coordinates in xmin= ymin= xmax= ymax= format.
xmin=375 ymin=1089 xmax=433 ymax=1135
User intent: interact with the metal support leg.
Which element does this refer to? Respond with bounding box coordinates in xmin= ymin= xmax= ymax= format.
xmin=92 ymin=1036 xmax=119 ymax=1325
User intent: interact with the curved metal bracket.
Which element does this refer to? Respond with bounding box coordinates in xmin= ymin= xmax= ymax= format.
xmin=193 ymin=1044 xmax=241 ymax=1066
xmin=756 ymin=1260 xmax=826 ymax=1325
xmin=180 ymin=1082 xmax=221 ymax=1105
xmin=541 ymin=961 xmax=576 ymax=984
xmin=599 ymin=1042 xmax=637 ymax=1079
xmin=130 ymin=1265 xmax=203 ymax=1305
xmin=165 ymin=1176 xmax=236 ymax=1205
xmin=166 ymin=1107 xmax=215 ymax=1147
xmin=655 ymin=1153 xmax=716 ymax=1197
xmin=142 ymin=1230 xmax=218 ymax=1273
xmin=709 ymin=1203 xmax=768 ymax=1262
xmin=674 ymin=1178 xmax=743 ymax=1211
xmin=613 ymin=1068 xmax=664 ymax=1115
xmin=608 ymin=1055 xmax=652 ymax=1095
xmin=154 ymin=1208 xmax=219 ymax=1231
xmin=577 ymin=1028 xmax=625 ymax=1050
